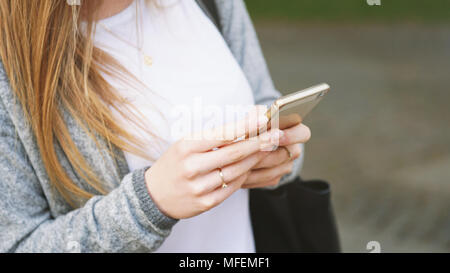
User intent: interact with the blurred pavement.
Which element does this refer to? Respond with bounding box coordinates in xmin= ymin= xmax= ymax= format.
xmin=256 ymin=22 xmax=450 ymax=252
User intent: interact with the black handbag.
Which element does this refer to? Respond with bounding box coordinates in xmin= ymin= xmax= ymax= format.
xmin=249 ymin=176 xmax=341 ymax=253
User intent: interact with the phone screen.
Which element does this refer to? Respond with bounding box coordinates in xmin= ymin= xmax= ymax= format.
xmin=267 ymin=89 xmax=327 ymax=130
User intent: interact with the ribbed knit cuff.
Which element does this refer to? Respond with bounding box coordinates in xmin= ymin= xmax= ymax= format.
xmin=131 ymin=167 xmax=178 ymax=230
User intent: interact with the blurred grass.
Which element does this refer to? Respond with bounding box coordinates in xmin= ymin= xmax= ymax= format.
xmin=245 ymin=0 xmax=450 ymax=23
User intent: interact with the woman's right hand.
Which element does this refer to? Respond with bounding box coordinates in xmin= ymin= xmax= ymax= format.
xmin=144 ymin=112 xmax=283 ymax=219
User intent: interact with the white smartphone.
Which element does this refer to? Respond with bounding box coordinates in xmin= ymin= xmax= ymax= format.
xmin=265 ymin=83 xmax=330 ymax=131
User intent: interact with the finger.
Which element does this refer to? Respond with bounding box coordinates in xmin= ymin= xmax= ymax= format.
xmin=192 ymin=152 xmax=264 ymax=195
xmin=198 ymin=172 xmax=248 ymax=211
xmin=245 ymin=160 xmax=294 ymax=185
xmin=242 ymin=176 xmax=282 ymax=189
xmin=184 ymin=106 xmax=269 ymax=153
xmin=188 ymin=129 xmax=284 ymax=175
xmin=253 ymin=144 xmax=302 ymax=169
xmin=253 ymin=145 xmax=289 ymax=169
xmin=278 ymin=123 xmax=311 ymax=146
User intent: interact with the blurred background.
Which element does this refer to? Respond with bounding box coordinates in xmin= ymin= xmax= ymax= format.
xmin=244 ymin=0 xmax=450 ymax=252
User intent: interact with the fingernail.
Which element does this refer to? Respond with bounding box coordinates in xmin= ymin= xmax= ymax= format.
xmin=257 ymin=114 xmax=268 ymax=127
xmin=269 ymin=129 xmax=284 ymax=145
xmin=272 ymin=129 xmax=284 ymax=139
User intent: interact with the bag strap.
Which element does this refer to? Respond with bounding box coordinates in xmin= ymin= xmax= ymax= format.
xmin=195 ymin=0 xmax=222 ymax=32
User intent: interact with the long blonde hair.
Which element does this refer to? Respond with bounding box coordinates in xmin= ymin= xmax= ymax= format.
xmin=0 ymin=0 xmax=153 ymax=206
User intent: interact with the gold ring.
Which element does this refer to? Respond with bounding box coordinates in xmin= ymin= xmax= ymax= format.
xmin=218 ymin=168 xmax=227 ymax=188
xmin=280 ymin=146 xmax=292 ymax=161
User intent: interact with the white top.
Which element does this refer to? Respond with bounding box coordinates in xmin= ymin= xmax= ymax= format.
xmin=93 ymin=0 xmax=256 ymax=252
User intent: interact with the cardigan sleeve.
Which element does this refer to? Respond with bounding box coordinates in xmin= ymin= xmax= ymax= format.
xmin=0 ymin=66 xmax=177 ymax=253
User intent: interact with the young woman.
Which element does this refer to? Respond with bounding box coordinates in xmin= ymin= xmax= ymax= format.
xmin=0 ymin=0 xmax=311 ymax=252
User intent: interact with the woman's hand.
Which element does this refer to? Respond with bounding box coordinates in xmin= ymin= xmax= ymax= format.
xmin=241 ymin=122 xmax=311 ymax=189
xmin=144 ymin=113 xmax=284 ymax=220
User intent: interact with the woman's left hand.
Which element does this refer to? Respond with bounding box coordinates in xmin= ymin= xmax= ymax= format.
xmin=241 ymin=122 xmax=311 ymax=189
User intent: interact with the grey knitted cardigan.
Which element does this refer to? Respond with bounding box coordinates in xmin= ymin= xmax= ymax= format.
xmin=0 ymin=0 xmax=303 ymax=252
